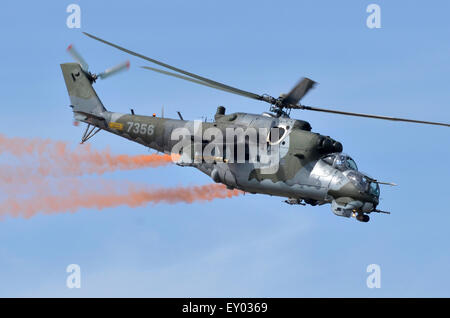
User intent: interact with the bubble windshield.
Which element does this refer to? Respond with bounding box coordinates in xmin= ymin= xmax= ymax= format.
xmin=369 ymin=181 xmax=380 ymax=197
xmin=321 ymin=153 xmax=358 ymax=171
xmin=346 ymin=172 xmax=380 ymax=198
xmin=346 ymin=171 xmax=368 ymax=191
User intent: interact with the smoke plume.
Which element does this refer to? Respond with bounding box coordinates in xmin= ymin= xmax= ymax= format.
xmin=0 ymin=180 xmax=242 ymax=219
xmin=0 ymin=134 xmax=242 ymax=219
xmin=0 ymin=134 xmax=173 ymax=182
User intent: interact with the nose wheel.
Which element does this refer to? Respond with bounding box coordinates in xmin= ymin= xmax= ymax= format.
xmin=356 ymin=214 xmax=370 ymax=223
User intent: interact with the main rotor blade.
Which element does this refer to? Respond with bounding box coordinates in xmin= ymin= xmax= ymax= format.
xmin=293 ymin=104 xmax=450 ymax=127
xmin=67 ymin=44 xmax=89 ymax=71
xmin=282 ymin=77 xmax=317 ymax=105
xmin=83 ymin=32 xmax=265 ymax=101
xmin=141 ymin=66 xmax=256 ymax=98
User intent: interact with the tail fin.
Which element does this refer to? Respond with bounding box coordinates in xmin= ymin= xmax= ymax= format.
xmin=60 ymin=63 xmax=106 ymax=116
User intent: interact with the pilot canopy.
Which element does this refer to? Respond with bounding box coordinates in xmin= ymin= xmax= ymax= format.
xmin=321 ymin=153 xmax=358 ymax=171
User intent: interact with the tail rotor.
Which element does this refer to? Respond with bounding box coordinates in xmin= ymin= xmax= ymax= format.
xmin=66 ymin=44 xmax=129 ymax=82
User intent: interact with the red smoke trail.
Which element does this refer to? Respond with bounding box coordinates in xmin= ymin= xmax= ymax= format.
xmin=0 ymin=181 xmax=243 ymax=219
xmin=0 ymin=134 xmax=242 ymax=219
xmin=0 ymin=134 xmax=173 ymax=182
xmin=0 ymin=134 xmax=54 ymax=157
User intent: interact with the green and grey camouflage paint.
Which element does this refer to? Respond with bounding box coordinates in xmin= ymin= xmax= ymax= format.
xmin=61 ymin=62 xmax=381 ymax=222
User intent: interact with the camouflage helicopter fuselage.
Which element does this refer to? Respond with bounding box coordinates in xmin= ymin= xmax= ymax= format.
xmin=61 ymin=62 xmax=381 ymax=222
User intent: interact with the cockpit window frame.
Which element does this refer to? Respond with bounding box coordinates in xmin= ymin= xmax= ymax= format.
xmin=322 ymin=154 xmax=336 ymax=166
xmin=346 ymin=157 xmax=358 ymax=171
xmin=369 ymin=181 xmax=380 ymax=197
xmin=321 ymin=153 xmax=359 ymax=172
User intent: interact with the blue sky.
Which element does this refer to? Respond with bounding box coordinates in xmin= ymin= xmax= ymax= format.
xmin=0 ymin=0 xmax=449 ymax=297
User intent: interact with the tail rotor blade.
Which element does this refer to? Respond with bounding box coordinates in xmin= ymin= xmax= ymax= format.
xmin=67 ymin=44 xmax=89 ymax=71
xmin=98 ymin=61 xmax=130 ymax=79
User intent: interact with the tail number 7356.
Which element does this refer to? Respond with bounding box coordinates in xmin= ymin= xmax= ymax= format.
xmin=127 ymin=122 xmax=154 ymax=135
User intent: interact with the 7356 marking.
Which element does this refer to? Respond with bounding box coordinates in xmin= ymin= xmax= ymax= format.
xmin=127 ymin=122 xmax=154 ymax=135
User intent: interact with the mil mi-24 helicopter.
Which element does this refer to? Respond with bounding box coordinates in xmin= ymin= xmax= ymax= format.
xmin=60 ymin=32 xmax=450 ymax=223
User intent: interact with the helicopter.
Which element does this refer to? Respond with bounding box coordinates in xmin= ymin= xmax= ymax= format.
xmin=60 ymin=32 xmax=450 ymax=223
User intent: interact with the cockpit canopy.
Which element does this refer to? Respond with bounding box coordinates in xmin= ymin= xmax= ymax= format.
xmin=346 ymin=171 xmax=380 ymax=198
xmin=321 ymin=153 xmax=358 ymax=171
xmin=321 ymin=153 xmax=380 ymax=198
